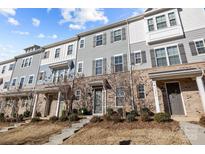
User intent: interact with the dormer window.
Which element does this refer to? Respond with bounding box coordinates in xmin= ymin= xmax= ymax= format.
xmin=156 ymin=15 xmax=167 ymax=30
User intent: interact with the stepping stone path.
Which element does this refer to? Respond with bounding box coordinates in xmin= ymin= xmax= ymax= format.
xmin=44 ymin=116 xmax=92 ymax=145
xmin=0 ymin=120 xmax=31 ymax=133
xmin=180 ymin=121 xmax=205 ymax=145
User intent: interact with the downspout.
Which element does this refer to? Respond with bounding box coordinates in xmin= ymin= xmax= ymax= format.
xmin=126 ymin=19 xmax=135 ymax=110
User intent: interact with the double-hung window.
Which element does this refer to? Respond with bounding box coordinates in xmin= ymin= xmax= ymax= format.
xmin=79 ymin=39 xmax=85 ymax=48
xmin=28 ymin=57 xmax=32 ymax=66
xmin=67 ymin=45 xmax=73 ymax=55
xmin=43 ymin=51 xmax=49 ymax=59
xmin=55 ymin=48 xmax=60 ymax=58
xmin=135 ymin=52 xmax=142 ymax=64
xmin=194 ymin=40 xmax=205 ymax=54
xmin=3 ymin=82 xmax=9 ymax=89
xmin=114 ymin=55 xmax=123 ymax=72
xmin=12 ymin=78 xmax=16 ymax=86
xmin=156 ymin=15 xmax=167 ymax=30
xmin=28 ymin=75 xmax=34 ymax=84
xmin=137 ymin=84 xmax=145 ymax=99
xmin=77 ymin=62 xmax=83 ymax=73
xmin=1 ymin=66 xmax=6 ymax=74
xmin=168 ymin=12 xmax=177 ymax=26
xmin=155 ymin=48 xmax=167 ymax=67
xmin=95 ymin=59 xmax=103 ymax=75
xmin=167 ymin=46 xmax=181 ymax=65
xmin=75 ymin=90 xmax=81 ymax=100
xmin=9 ymin=64 xmax=14 ymax=71
xmin=147 ymin=18 xmax=154 ymax=32
xmin=116 ymin=87 xmax=125 ymax=107
xmin=96 ymin=34 xmax=103 ymax=46
xmin=113 ymin=29 xmax=122 ymax=42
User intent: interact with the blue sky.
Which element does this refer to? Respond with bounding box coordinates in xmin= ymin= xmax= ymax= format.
xmin=0 ymin=8 xmax=145 ymax=61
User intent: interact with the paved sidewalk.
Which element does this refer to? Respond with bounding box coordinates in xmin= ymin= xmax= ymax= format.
xmin=180 ymin=121 xmax=205 ymax=145
xmin=44 ymin=116 xmax=92 ymax=145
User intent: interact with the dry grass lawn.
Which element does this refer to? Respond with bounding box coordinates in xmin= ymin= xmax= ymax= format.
xmin=0 ymin=120 xmax=70 ymax=145
xmin=0 ymin=122 xmax=15 ymax=128
xmin=63 ymin=120 xmax=190 ymax=145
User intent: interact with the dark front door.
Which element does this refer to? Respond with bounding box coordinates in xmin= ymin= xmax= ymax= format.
xmin=93 ymin=89 xmax=103 ymax=114
xmin=166 ymin=82 xmax=185 ymax=115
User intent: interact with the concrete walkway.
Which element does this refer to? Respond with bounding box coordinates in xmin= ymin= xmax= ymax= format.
xmin=0 ymin=120 xmax=31 ymax=133
xmin=180 ymin=121 xmax=205 ymax=145
xmin=44 ymin=116 xmax=92 ymax=145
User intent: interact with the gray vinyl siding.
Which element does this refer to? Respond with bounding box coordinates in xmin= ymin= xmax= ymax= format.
xmin=77 ymin=25 xmax=129 ymax=77
xmin=130 ymin=28 xmax=205 ymax=70
xmin=10 ymin=52 xmax=42 ymax=89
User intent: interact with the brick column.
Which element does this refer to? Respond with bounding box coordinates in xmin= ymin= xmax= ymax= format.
xmin=196 ymin=76 xmax=205 ymax=112
xmin=152 ymin=80 xmax=160 ymax=113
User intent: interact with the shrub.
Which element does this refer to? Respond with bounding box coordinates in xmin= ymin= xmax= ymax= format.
xmin=141 ymin=107 xmax=154 ymax=116
xmin=0 ymin=113 xmax=5 ymax=122
xmin=59 ymin=116 xmax=68 ymax=122
xmin=23 ymin=110 xmax=31 ymax=117
xmin=49 ymin=116 xmax=58 ymax=122
xmin=36 ymin=112 xmax=42 ymax=117
xmin=5 ymin=118 xmax=16 ymax=123
xmin=130 ymin=110 xmax=138 ymax=117
xmin=117 ymin=108 xmax=123 ymax=117
xmin=126 ymin=113 xmax=136 ymax=123
xmin=199 ymin=115 xmax=205 ymax=126
xmin=140 ymin=111 xmax=150 ymax=122
xmin=107 ymin=108 xmax=114 ymax=116
xmin=90 ymin=116 xmax=102 ymax=123
xmin=61 ymin=110 xmax=69 ymax=117
xmin=72 ymin=109 xmax=78 ymax=114
xmin=79 ymin=107 xmax=88 ymax=115
xmin=17 ymin=114 xmax=24 ymax=122
xmin=154 ymin=112 xmax=171 ymax=123
xmin=102 ymin=114 xmax=112 ymax=121
xmin=68 ymin=113 xmax=79 ymax=122
xmin=111 ymin=112 xmax=122 ymax=123
xmin=31 ymin=117 xmax=40 ymax=122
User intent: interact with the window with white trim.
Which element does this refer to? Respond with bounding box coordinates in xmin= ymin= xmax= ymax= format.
xmin=96 ymin=34 xmax=103 ymax=46
xmin=28 ymin=75 xmax=34 ymax=84
xmin=116 ymin=87 xmax=125 ymax=107
xmin=114 ymin=55 xmax=123 ymax=72
xmin=67 ymin=44 xmax=73 ymax=55
xmin=9 ymin=64 xmax=14 ymax=71
xmin=156 ymin=15 xmax=167 ymax=30
xmin=38 ymin=72 xmax=45 ymax=81
xmin=79 ymin=39 xmax=85 ymax=48
xmin=95 ymin=59 xmax=103 ymax=75
xmin=55 ymin=48 xmax=60 ymax=58
xmin=147 ymin=18 xmax=154 ymax=32
xmin=113 ymin=29 xmax=122 ymax=42
xmin=75 ymin=90 xmax=81 ymax=100
xmin=3 ymin=82 xmax=9 ymax=89
xmin=155 ymin=45 xmax=181 ymax=67
xmin=134 ymin=52 xmax=142 ymax=64
xmin=1 ymin=66 xmax=6 ymax=74
xmin=194 ymin=40 xmax=205 ymax=54
xmin=43 ymin=51 xmax=49 ymax=59
xmin=21 ymin=57 xmax=32 ymax=68
xmin=168 ymin=12 xmax=177 ymax=26
xmin=12 ymin=78 xmax=17 ymax=86
xmin=137 ymin=84 xmax=145 ymax=99
xmin=77 ymin=62 xmax=83 ymax=73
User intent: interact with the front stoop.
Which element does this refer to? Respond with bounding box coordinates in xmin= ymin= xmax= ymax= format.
xmin=171 ymin=115 xmax=200 ymax=122
xmin=180 ymin=122 xmax=205 ymax=145
xmin=44 ymin=116 xmax=92 ymax=145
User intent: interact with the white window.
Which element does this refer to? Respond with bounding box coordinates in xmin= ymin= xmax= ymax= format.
xmin=12 ymin=78 xmax=17 ymax=86
xmin=3 ymin=82 xmax=9 ymax=89
xmin=96 ymin=34 xmax=103 ymax=46
xmin=1 ymin=66 xmax=6 ymax=74
xmin=75 ymin=90 xmax=81 ymax=100
xmin=79 ymin=39 xmax=85 ymax=48
xmin=28 ymin=57 xmax=32 ymax=66
xmin=155 ymin=45 xmax=181 ymax=67
xmin=147 ymin=18 xmax=154 ymax=32
xmin=194 ymin=40 xmax=205 ymax=54
xmin=113 ymin=29 xmax=122 ymax=42
xmin=67 ymin=45 xmax=73 ymax=55
xmin=116 ymin=87 xmax=125 ymax=107
xmin=38 ymin=72 xmax=45 ymax=81
xmin=55 ymin=48 xmax=60 ymax=58
xmin=21 ymin=57 xmax=32 ymax=68
xmin=168 ymin=12 xmax=177 ymax=26
xmin=28 ymin=75 xmax=34 ymax=84
xmin=9 ymin=64 xmax=14 ymax=71
xmin=114 ymin=55 xmax=123 ymax=72
xmin=137 ymin=84 xmax=145 ymax=99
xmin=43 ymin=51 xmax=49 ymax=59
xmin=77 ymin=62 xmax=83 ymax=73
xmin=156 ymin=15 xmax=167 ymax=30
xmin=95 ymin=59 xmax=103 ymax=75
xmin=134 ymin=51 xmax=142 ymax=64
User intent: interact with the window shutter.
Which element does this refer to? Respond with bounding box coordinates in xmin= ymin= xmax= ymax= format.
xmin=178 ymin=43 xmax=187 ymax=64
xmin=93 ymin=36 xmax=96 ymax=47
xmin=103 ymin=58 xmax=107 ymax=74
xmin=103 ymin=33 xmax=106 ymax=45
xmin=122 ymin=27 xmax=126 ymax=40
xmin=111 ymin=56 xmax=115 ymax=73
xmin=130 ymin=53 xmax=135 ymax=65
xmin=141 ymin=51 xmax=147 ymax=63
xmin=92 ymin=60 xmax=96 ymax=76
xmin=150 ymin=49 xmax=156 ymax=67
xmin=189 ymin=41 xmax=197 ymax=56
xmin=111 ymin=31 xmax=114 ymax=43
xmin=123 ymin=54 xmax=128 ymax=72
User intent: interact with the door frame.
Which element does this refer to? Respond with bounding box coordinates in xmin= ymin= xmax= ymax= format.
xmin=164 ymin=81 xmax=187 ymax=116
xmin=92 ymin=87 xmax=103 ymax=116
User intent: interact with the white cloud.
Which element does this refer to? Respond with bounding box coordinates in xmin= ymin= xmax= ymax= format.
xmin=132 ymin=8 xmax=145 ymax=16
xmin=0 ymin=8 xmax=16 ymax=17
xmin=37 ymin=33 xmax=45 ymax=38
xmin=59 ymin=8 xmax=108 ymax=30
xmin=7 ymin=17 xmax=19 ymax=26
xmin=32 ymin=18 xmax=40 ymax=27
xmin=48 ymin=34 xmax=58 ymax=39
xmin=11 ymin=30 xmax=29 ymax=35
xmin=0 ymin=44 xmax=21 ymax=61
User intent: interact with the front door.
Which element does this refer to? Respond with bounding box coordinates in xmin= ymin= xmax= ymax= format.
xmin=166 ymin=82 xmax=185 ymax=115
xmin=19 ymin=77 xmax=25 ymax=89
xmin=93 ymin=89 xmax=103 ymax=114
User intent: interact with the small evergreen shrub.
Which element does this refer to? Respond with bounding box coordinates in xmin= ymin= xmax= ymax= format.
xmin=49 ymin=116 xmax=58 ymax=122
xmin=90 ymin=116 xmax=102 ymax=123
xmin=0 ymin=113 xmax=5 ymax=122
xmin=154 ymin=112 xmax=171 ymax=123
xmin=199 ymin=115 xmax=205 ymax=126
xmin=17 ymin=114 xmax=24 ymax=122
xmin=130 ymin=110 xmax=138 ymax=117
xmin=79 ymin=107 xmax=88 ymax=115
xmin=126 ymin=113 xmax=136 ymax=123
xmin=102 ymin=114 xmax=112 ymax=121
xmin=107 ymin=108 xmax=114 ymax=116
xmin=36 ymin=112 xmax=42 ymax=117
xmin=117 ymin=108 xmax=123 ymax=117
xmin=59 ymin=116 xmax=68 ymax=122
xmin=141 ymin=107 xmax=154 ymax=116
xmin=23 ymin=110 xmax=31 ymax=117
xmin=140 ymin=111 xmax=150 ymax=122
xmin=31 ymin=117 xmax=40 ymax=122
xmin=111 ymin=112 xmax=122 ymax=123
xmin=68 ymin=113 xmax=79 ymax=122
